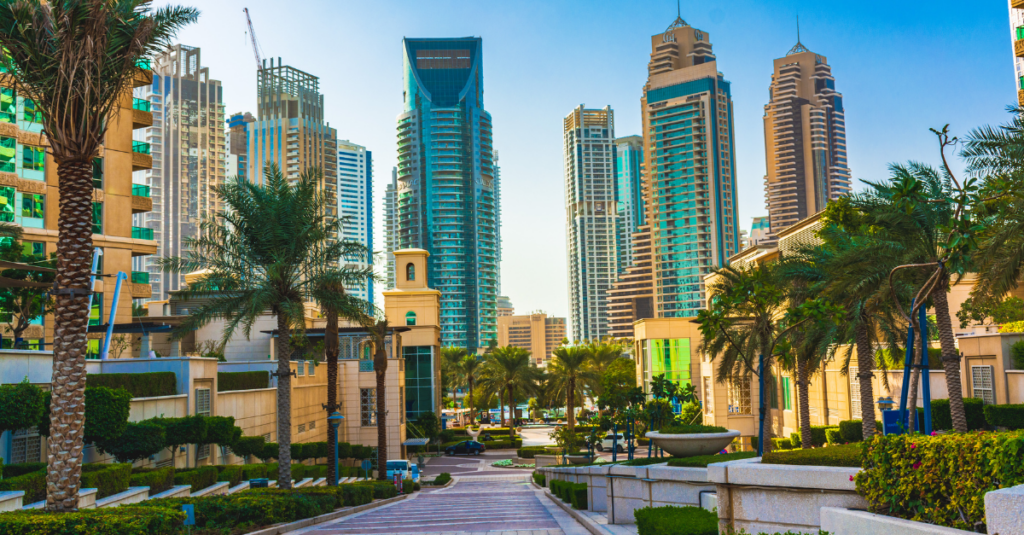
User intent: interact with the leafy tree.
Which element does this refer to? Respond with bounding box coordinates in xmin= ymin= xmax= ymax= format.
xmin=0 ymin=0 xmax=196 ymax=510
xmin=230 ymin=435 xmax=266 ymax=461
xmin=598 ymin=358 xmax=636 ymax=411
xmin=98 ymin=421 xmax=165 ymax=463
xmin=359 ymin=317 xmax=392 ymax=480
xmin=545 ymin=345 xmax=595 ymax=434
xmin=151 ymin=415 xmax=207 ymax=466
xmin=411 ymin=411 xmax=441 ymax=444
xmin=957 ymin=295 xmax=1024 ymax=329
xmin=0 ymin=234 xmax=55 ymax=345
xmin=38 ymin=387 xmax=132 ymax=447
xmin=584 ymin=340 xmax=623 ymax=397
xmin=441 ymin=347 xmax=468 ymax=403
xmin=0 ymin=380 xmax=45 ymax=436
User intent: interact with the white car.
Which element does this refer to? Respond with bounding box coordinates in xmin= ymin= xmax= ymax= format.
xmin=596 ymin=433 xmax=634 ymax=453
xmin=385 ymin=460 xmax=419 ymax=482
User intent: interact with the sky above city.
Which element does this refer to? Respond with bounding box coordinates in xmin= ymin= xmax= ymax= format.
xmin=157 ymin=0 xmax=1014 ymax=328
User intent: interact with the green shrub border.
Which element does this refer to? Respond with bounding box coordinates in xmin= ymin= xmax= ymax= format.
xmin=634 ymin=505 xmax=717 ymax=535
xmin=762 ymin=443 xmax=862 ymax=468
xmin=218 ymin=371 xmax=269 ymax=392
xmin=86 ymin=372 xmax=176 ymax=398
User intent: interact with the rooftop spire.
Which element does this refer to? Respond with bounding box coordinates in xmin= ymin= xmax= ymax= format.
xmin=787 ymin=15 xmax=810 ymax=55
xmin=665 ymin=0 xmax=687 ymax=32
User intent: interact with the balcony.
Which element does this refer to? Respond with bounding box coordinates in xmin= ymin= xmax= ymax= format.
xmin=132 ymin=141 xmax=151 ymax=154
xmin=1014 ymin=0 xmax=1024 ymax=9
xmin=131 ymin=98 xmax=152 ymax=130
xmin=133 ymin=57 xmax=152 ymax=88
xmin=1019 ymin=89 xmax=1024 ymax=108
xmin=131 ymin=141 xmax=152 ymax=171
xmin=132 ymin=98 xmax=151 ymax=112
xmin=132 ymin=184 xmax=151 ymax=197
xmin=131 ymin=271 xmax=149 ymax=284
xmin=1017 ymin=38 xmax=1024 ymax=59
xmin=132 ymin=226 xmax=154 ymax=240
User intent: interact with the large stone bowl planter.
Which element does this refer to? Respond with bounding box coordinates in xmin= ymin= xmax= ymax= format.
xmin=566 ymin=454 xmax=593 ymax=465
xmin=645 ymin=429 xmax=740 ymax=457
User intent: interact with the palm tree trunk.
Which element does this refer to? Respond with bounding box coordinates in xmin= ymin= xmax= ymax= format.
xmin=855 ymin=321 xmax=877 ymax=441
xmin=276 ymin=313 xmax=293 ymax=489
xmin=907 ymin=332 xmax=922 ymax=433
xmin=931 ymin=279 xmax=968 ymax=433
xmin=507 ymin=387 xmax=515 ymax=441
xmin=567 ymin=377 xmax=576 ymax=433
xmin=325 ymin=311 xmax=339 ymax=486
xmin=500 ymin=386 xmax=506 ymax=427
xmin=374 ymin=322 xmax=389 ymax=481
xmin=468 ymin=377 xmax=474 ymax=418
xmin=44 ymin=159 xmax=93 ymax=512
xmin=797 ymin=358 xmax=812 ymax=449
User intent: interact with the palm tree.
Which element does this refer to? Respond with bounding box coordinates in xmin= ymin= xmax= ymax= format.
xmin=547 ymin=345 xmax=598 ymax=433
xmin=479 ymin=346 xmax=544 ymax=437
xmin=0 ymin=0 xmax=197 ymax=510
xmin=359 ymin=317 xmax=391 ymax=481
xmin=442 ymin=346 xmax=468 ymax=405
xmin=161 ymin=164 xmax=344 ymax=489
xmin=585 ymin=340 xmax=623 ymax=397
xmin=458 ymin=354 xmax=482 ymax=413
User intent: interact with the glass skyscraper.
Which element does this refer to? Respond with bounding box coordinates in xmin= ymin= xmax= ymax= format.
xmin=615 ymin=135 xmax=644 ymax=274
xmin=395 ymin=37 xmax=498 ymax=352
xmin=337 ymin=140 xmax=373 ymax=305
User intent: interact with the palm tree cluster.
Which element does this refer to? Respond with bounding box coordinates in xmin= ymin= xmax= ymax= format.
xmin=701 ymin=112 xmax=1024 ymax=449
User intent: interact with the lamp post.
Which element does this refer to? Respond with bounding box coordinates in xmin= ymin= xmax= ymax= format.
xmin=328 ymin=412 xmax=344 ymax=486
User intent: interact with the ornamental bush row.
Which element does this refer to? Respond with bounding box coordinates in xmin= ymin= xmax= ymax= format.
xmin=635 ymin=505 xmax=717 ymax=535
xmin=533 ymin=471 xmax=545 ymax=487
xmin=86 ymin=372 xmax=176 ymax=398
xmin=762 ymin=443 xmax=862 ymax=468
xmin=790 ymin=425 xmax=837 ymax=448
xmin=217 ymin=371 xmax=269 ymax=392
xmin=135 ymin=489 xmax=337 ymax=531
xmin=550 ymin=479 xmax=587 ymax=509
xmin=0 ymin=506 xmax=186 ymax=535
xmin=174 ymin=466 xmax=219 ymax=493
xmin=129 ymin=466 xmax=176 ymax=495
xmin=256 ymin=441 xmax=375 ymax=462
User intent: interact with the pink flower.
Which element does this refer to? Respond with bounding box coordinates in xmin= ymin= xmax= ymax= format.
xmin=849 ymin=475 xmax=854 ymax=481
xmin=931 ymin=432 xmax=937 ymax=436
xmin=913 ymin=462 xmax=921 ymax=470
xmin=910 ymin=444 xmax=916 ymax=449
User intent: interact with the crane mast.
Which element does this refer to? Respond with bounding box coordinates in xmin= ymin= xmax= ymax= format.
xmin=243 ymin=7 xmax=262 ymax=70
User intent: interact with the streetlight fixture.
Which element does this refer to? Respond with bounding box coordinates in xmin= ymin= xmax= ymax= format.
xmin=328 ymin=411 xmax=344 ymax=486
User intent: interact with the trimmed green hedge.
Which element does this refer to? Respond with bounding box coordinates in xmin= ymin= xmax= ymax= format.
xmin=763 ymin=443 xmax=862 ymax=468
xmin=174 ymin=466 xmax=218 ymax=493
xmin=533 ymin=471 xmax=546 ymax=487
xmin=838 ymin=419 xmax=882 ymax=443
xmin=340 ymin=483 xmax=373 ymax=506
xmin=984 ymin=404 xmax=1024 ymax=430
xmin=635 ymin=505 xmax=717 ymax=535
xmin=0 ymin=469 xmax=45 ymax=503
xmin=0 ymin=506 xmax=186 ymax=535
xmin=218 ymin=371 xmax=269 ymax=392
xmin=81 ymin=463 xmax=132 ymax=499
xmin=355 ymin=480 xmax=398 ymax=499
xmin=1 ymin=462 xmax=45 ymax=478
xmin=86 ymin=372 xmax=176 ymax=398
xmin=772 ymin=438 xmax=793 ymax=450
xmin=658 ymin=424 xmax=727 ymax=434
xmin=930 ymin=398 xmax=986 ymax=431
xmin=825 ymin=429 xmax=842 ymax=445
xmin=138 ymin=491 xmax=335 ymax=530
xmin=216 ymin=465 xmax=244 ymax=487
xmin=130 ymin=467 xmax=175 ymax=495
xmin=570 ymin=482 xmax=587 ymax=510
xmin=517 ymin=445 xmax=555 ymax=458
xmin=665 ymin=451 xmax=758 ymax=468
xmin=402 ymin=478 xmax=415 ymax=494
xmin=790 ymin=425 xmax=839 ymax=448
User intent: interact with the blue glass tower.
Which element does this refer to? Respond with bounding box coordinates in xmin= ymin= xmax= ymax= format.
xmin=615 ymin=135 xmax=645 ymax=273
xmin=396 ymin=37 xmax=497 ymax=351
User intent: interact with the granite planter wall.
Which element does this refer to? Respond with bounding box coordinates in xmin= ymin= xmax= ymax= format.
xmin=819 ymin=507 xmax=975 ymax=535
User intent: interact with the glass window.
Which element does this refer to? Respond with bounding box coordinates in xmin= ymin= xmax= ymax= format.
xmin=360 ymin=388 xmax=376 ymax=426
xmin=92 ymin=202 xmax=102 ymax=234
xmin=21 ymin=145 xmax=44 ymax=179
xmin=849 ymin=367 xmax=861 ymax=419
xmin=92 ymin=158 xmax=102 ymax=189
xmin=643 ymin=338 xmax=692 ymax=394
xmin=21 ymin=193 xmax=43 ymax=219
xmin=0 ymin=136 xmax=14 ymax=172
xmin=403 ymin=346 xmax=435 ymax=421
xmin=406 ymin=262 xmax=415 ymax=281
xmin=23 ymin=241 xmax=44 ymax=260
xmin=1017 ymin=26 xmax=1024 ymax=40
xmin=22 ymin=99 xmax=41 ymax=123
xmin=769 ymin=374 xmax=778 ymax=410
xmin=0 ymin=186 xmax=14 ymax=222
xmin=89 ymin=293 xmax=103 ymax=328
xmin=405 ymin=311 xmax=416 ymax=326
xmin=728 ymin=375 xmax=751 ymax=415
xmin=782 ymin=377 xmax=792 ymax=411
xmin=0 ymin=88 xmax=14 ymax=123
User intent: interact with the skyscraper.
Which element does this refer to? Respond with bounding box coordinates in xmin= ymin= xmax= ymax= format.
xmin=133 ymin=44 xmax=225 ymax=301
xmin=564 ymin=105 xmax=617 ymax=341
xmin=749 ymin=216 xmax=771 ymax=246
xmin=245 ymin=58 xmax=337 ymax=224
xmin=226 ymin=112 xmax=254 ymax=182
xmin=384 ymin=167 xmax=398 ymax=290
xmin=642 ymin=15 xmax=740 ymax=318
xmin=762 ymin=37 xmax=851 ymax=239
xmin=395 ymin=37 xmax=498 ymax=351
xmin=615 ymin=135 xmax=644 ymax=273
xmin=1011 ymin=0 xmax=1024 ymax=105
xmin=337 ymin=140 xmax=373 ymax=305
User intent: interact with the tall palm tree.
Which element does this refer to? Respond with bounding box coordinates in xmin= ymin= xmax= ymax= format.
xmin=458 ymin=354 xmax=482 ymax=413
xmin=162 ymin=164 xmax=345 ymax=489
xmin=585 ymin=340 xmax=623 ymax=397
xmin=547 ymin=345 xmax=597 ymax=433
xmin=479 ymin=346 xmax=544 ymax=437
xmin=0 ymin=0 xmax=197 ymax=510
xmin=442 ymin=346 xmax=468 ymax=405
xmin=358 ymin=317 xmax=391 ymax=481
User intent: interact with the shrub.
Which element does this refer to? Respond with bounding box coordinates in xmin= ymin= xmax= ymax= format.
xmin=355 ymin=480 xmax=397 ymax=499
xmin=151 ymin=415 xmax=208 ymax=453
xmin=0 ymin=381 xmax=44 ymax=437
xmin=1013 ymin=340 xmax=1024 ymax=370
xmin=231 ymin=435 xmax=266 ymax=460
xmin=825 ymin=429 xmax=841 ymax=445
xmin=985 ymin=404 xmax=1024 ymax=430
xmin=0 ymin=506 xmax=186 ymax=535
xmin=130 ymin=467 xmax=175 ymax=495
xmin=431 ymin=472 xmax=452 ymax=486
xmin=570 ymin=483 xmax=587 ymax=510
xmin=771 ymin=438 xmax=792 ymax=450
xmin=635 ymin=505 xmax=717 ymax=535
xmin=217 ymin=371 xmax=269 ymax=392
xmin=413 ymin=481 xmax=421 ymax=491
xmin=624 ymin=456 xmax=678 ymax=466
xmin=762 ymin=443 xmax=862 ymax=468
xmin=1 ymin=462 xmax=46 ymax=478
xmin=247 ymin=486 xmax=344 ymax=508
xmin=98 ymin=420 xmax=165 ymax=463
xmin=856 ymin=430 xmax=1024 ymax=530
xmin=38 ymin=387 xmax=133 ymax=446
xmin=306 ymin=441 xmax=329 ymax=460
xmin=518 ymin=445 xmax=553 ymax=459
xmin=337 ymin=442 xmax=352 ymax=459
xmin=80 ymin=463 xmax=132 ymax=499
xmin=339 ymin=483 xmax=373 ymax=506
xmin=790 ymin=425 xmax=838 ymax=448
xmin=790 ymin=431 xmax=800 ymax=449
xmin=533 ymin=471 xmax=546 ymax=487
xmin=666 ymin=451 xmax=758 ymax=468
xmin=239 ymin=463 xmax=268 ymax=481
xmin=0 ymin=469 xmax=45 ymax=503
xmin=838 ymin=419 xmax=882 ymax=443
xmin=216 ymin=465 xmax=244 ymax=487
xmin=930 ymin=398 xmax=986 ymax=431
xmin=402 ymin=478 xmax=414 ymax=494
xmin=86 ymin=372 xmax=176 ymax=398
xmin=139 ymin=492 xmax=334 ymax=530
xmin=291 ymin=442 xmax=307 ymax=461
xmin=205 ymin=416 xmax=241 ymax=447
xmin=258 ymin=442 xmax=279 ymax=462
xmin=658 ymin=424 xmax=727 ymax=434
xmin=174 ymin=465 xmax=219 ymax=493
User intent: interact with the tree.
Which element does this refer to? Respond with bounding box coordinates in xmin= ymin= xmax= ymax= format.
xmin=38 ymin=387 xmax=132 ymax=449
xmin=546 ymin=345 xmax=597 ymax=434
xmin=458 ymin=354 xmax=482 ymax=413
xmin=956 ymin=296 xmax=1024 ymax=329
xmin=479 ymin=346 xmax=544 ymax=437
xmin=98 ymin=421 xmax=165 ymax=464
xmin=0 ymin=0 xmax=197 ymax=510
xmin=0 ymin=380 xmax=45 ymax=437
xmin=441 ymin=347 xmax=468 ymax=404
xmin=151 ymin=415 xmax=207 ymax=466
xmin=598 ymin=358 xmax=636 ymax=409
xmin=161 ymin=164 xmax=346 ymax=488
xmin=585 ymin=340 xmax=623 ymax=397
xmin=358 ymin=317 xmax=391 ymax=481
xmin=0 ymin=233 xmax=55 ymax=345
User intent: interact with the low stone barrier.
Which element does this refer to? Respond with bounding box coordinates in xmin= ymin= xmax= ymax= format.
xmin=151 ymin=485 xmax=192 ymax=499
xmin=820 ymin=508 xmax=975 ymax=535
xmin=984 ymin=483 xmax=1024 ymax=535
xmin=228 ymin=482 xmax=250 ymax=494
xmin=192 ymin=481 xmax=230 ymax=497
xmin=294 ymin=478 xmax=313 ymax=488
xmin=24 ymin=488 xmax=97 ymax=510
xmin=96 ymin=486 xmax=150 ymax=508
xmin=0 ymin=491 xmax=24 ymax=512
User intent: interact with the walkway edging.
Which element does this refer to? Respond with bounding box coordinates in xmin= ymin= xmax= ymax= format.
xmin=541 ymin=487 xmax=610 ymax=535
xmin=246 ymin=494 xmax=409 ymax=535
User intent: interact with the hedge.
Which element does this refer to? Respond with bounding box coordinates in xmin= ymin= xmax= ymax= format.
xmin=218 ymin=371 xmax=269 ymax=392
xmin=518 ymin=446 xmax=554 ymax=458
xmin=635 ymin=505 xmax=718 ymax=535
xmin=0 ymin=469 xmax=45 ymax=503
xmin=174 ymin=466 xmax=219 ymax=493
xmin=99 ymin=420 xmax=165 ymax=463
xmin=402 ymin=478 xmax=415 ymax=494
xmin=340 ymin=483 xmax=373 ymax=506
xmin=1 ymin=462 xmax=45 ymax=478
xmin=205 ymin=416 xmax=241 ymax=447
xmin=763 ymin=443 xmax=862 ymax=468
xmin=138 ymin=491 xmax=335 ymax=530
xmin=355 ymin=480 xmax=398 ymax=499
xmin=533 ymin=471 xmax=545 ymax=487
xmin=570 ymin=482 xmax=587 ymax=510
xmin=666 ymin=451 xmax=758 ymax=468
xmin=39 ymin=387 xmax=132 ymax=446
xmin=231 ymin=436 xmax=266 ymax=459
xmin=856 ymin=430 xmax=1024 ymax=530
xmin=984 ymin=404 xmax=1024 ymax=430
xmin=86 ymin=372 xmax=176 ymax=398
xmin=0 ymin=506 xmax=186 ymax=535
xmin=838 ymin=419 xmax=882 ymax=443
xmin=790 ymin=425 xmax=838 ymax=448
xmin=771 ymin=438 xmax=793 ymax=450
xmin=80 ymin=463 xmax=132 ymax=499
xmin=658 ymin=424 xmax=727 ymax=434
xmin=430 ymin=472 xmax=452 ymax=486
xmin=130 ymin=467 xmax=175 ymax=495
xmin=216 ymin=465 xmax=244 ymax=487
xmin=930 ymin=398 xmax=986 ymax=431
xmin=239 ymin=463 xmax=268 ymax=481
xmin=825 ymin=429 xmax=842 ymax=445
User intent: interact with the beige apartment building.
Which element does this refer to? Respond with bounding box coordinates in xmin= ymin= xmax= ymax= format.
xmin=0 ymin=57 xmax=156 ymax=349
xmin=498 ymin=312 xmax=567 ymax=366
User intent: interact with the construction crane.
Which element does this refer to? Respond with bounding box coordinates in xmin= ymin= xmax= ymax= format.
xmin=243 ymin=7 xmax=263 ymax=71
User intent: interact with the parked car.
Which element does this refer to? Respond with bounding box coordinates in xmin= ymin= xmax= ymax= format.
xmin=445 ymin=440 xmax=486 ymax=456
xmin=385 ymin=459 xmax=419 ymax=482
xmin=596 ymin=433 xmax=634 ymax=453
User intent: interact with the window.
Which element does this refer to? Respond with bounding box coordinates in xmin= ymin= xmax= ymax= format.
xmin=727 ymin=375 xmax=751 ymax=414
xmin=297 ymin=360 xmax=304 ymax=376
xmin=0 ymin=186 xmax=14 ymax=222
xmin=403 ymin=345 xmax=435 ymax=421
xmin=21 ymin=193 xmax=43 ymax=221
xmin=92 ymin=158 xmax=103 ymax=189
xmin=782 ymin=377 xmax=792 ymax=411
xmin=405 ymin=311 xmax=417 ymax=326
xmin=89 ymin=293 xmax=103 ymax=328
xmin=0 ymin=88 xmax=14 ymax=123
xmin=21 ymin=145 xmax=44 ymax=179
xmin=0 ymin=136 xmax=14 ymax=173
xmin=195 ymin=387 xmax=211 ymax=460
xmin=849 ymin=366 xmax=861 ymax=419
xmin=769 ymin=374 xmax=779 ymax=410
xmin=703 ymin=377 xmax=713 ymax=415
xmin=406 ymin=262 xmax=415 ymax=281
xmin=10 ymin=427 xmax=40 ymax=464
xmin=308 ymin=361 xmax=315 ymax=376
xmin=360 ymin=388 xmax=376 ymax=426
xmin=23 ymin=241 xmax=44 ymax=260
xmin=297 ymin=423 xmax=306 ymax=433
xmin=972 ymin=365 xmax=995 ymax=405
xmin=22 ymin=99 xmax=42 ymax=123
xmin=92 ymin=202 xmax=102 ymax=234
xmin=309 ymin=420 xmax=315 ymax=430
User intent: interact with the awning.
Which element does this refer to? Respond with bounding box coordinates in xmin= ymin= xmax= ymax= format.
xmin=401 ymin=438 xmax=431 ymax=447
xmin=0 ymin=260 xmax=55 ymax=273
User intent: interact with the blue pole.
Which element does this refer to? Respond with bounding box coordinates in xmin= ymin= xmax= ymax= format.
xmin=611 ymin=423 xmax=617 ymax=463
xmin=99 ymin=272 xmax=127 ymax=359
xmin=897 ymin=299 xmax=917 ymax=432
xmin=757 ymin=354 xmax=765 ymax=456
xmin=86 ymin=248 xmax=101 ymax=314
xmin=919 ymin=304 xmax=933 ymax=436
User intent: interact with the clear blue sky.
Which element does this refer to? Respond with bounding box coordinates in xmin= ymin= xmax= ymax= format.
xmin=158 ymin=0 xmax=1015 ymax=325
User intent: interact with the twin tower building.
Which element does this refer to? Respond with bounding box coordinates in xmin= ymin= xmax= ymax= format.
xmin=570 ymin=15 xmax=852 ymax=342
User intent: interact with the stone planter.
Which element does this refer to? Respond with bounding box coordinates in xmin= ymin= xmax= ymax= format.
xmin=566 ymin=454 xmax=593 ymax=465
xmin=645 ymin=429 xmax=740 ymax=457
xmin=820 ymin=507 xmax=975 ymax=535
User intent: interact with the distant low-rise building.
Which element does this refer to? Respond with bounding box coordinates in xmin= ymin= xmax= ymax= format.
xmin=498 ymin=312 xmax=567 ymax=366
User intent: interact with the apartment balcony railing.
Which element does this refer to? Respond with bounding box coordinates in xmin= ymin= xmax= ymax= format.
xmin=136 ymin=58 xmax=152 ymax=70
xmin=132 ymin=141 xmax=151 ymax=155
xmin=132 ymin=226 xmax=154 ymax=240
xmin=132 ymin=184 xmax=151 ymax=197
xmin=131 ymin=271 xmax=150 ymax=284
xmin=132 ymin=98 xmax=151 ymax=112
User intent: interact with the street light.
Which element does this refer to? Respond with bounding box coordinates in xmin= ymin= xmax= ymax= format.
xmin=328 ymin=411 xmax=344 ymax=486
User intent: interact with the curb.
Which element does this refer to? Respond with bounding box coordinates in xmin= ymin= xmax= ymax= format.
xmin=540 ymin=487 xmax=608 ymax=535
xmin=421 ymin=477 xmax=454 ymax=489
xmin=246 ymin=494 xmax=409 ymax=535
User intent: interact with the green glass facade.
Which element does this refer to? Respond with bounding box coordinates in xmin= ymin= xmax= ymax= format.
xmin=403 ymin=345 xmax=436 ymax=421
xmin=642 ymin=338 xmax=692 ymax=395
xmin=395 ymin=38 xmax=497 ymax=351
xmin=615 ymin=135 xmax=644 ymax=273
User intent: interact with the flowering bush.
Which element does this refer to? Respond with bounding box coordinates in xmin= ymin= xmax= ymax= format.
xmin=855 ymin=430 xmax=1024 ymax=529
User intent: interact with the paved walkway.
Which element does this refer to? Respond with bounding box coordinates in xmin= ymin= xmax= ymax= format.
xmin=295 ymin=476 xmax=591 ymax=535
